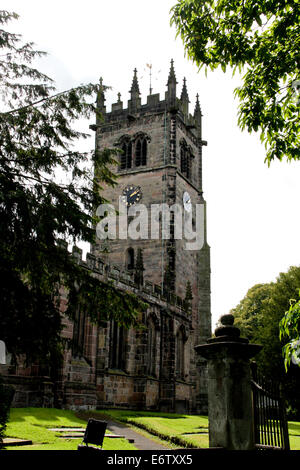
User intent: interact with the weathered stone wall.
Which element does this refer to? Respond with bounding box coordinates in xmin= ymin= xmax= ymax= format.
xmin=174 ymin=173 xmax=200 ymax=304
xmin=89 ymin=66 xmax=211 ymax=414
xmin=2 ymin=64 xmax=211 ymax=414
xmin=94 ymin=167 xmax=166 ymax=287
xmin=97 ymin=372 xmax=137 ymax=408
xmin=145 ymin=378 xmax=160 ymax=409
xmin=0 ymin=369 xmax=54 ymax=408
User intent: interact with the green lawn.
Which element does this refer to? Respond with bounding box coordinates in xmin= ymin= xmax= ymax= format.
xmin=3 ymin=408 xmax=300 ymax=451
xmin=3 ymin=408 xmax=137 ymax=451
xmin=89 ymin=409 xmax=300 ymax=450
xmin=89 ymin=409 xmax=209 ymax=448
xmin=287 ymin=421 xmax=300 ymax=450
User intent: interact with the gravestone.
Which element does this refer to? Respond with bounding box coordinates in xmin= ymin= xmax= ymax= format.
xmin=0 ymin=340 xmax=5 ymax=364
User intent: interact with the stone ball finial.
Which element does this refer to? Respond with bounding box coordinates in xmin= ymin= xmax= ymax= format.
xmin=214 ymin=313 xmax=241 ymax=340
xmin=220 ymin=313 xmax=234 ymax=326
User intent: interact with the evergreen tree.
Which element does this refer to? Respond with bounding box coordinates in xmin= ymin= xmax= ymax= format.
xmin=0 ymin=10 xmax=145 ymax=369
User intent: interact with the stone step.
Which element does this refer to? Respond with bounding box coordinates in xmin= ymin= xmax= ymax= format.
xmin=48 ymin=427 xmax=132 ymax=441
xmin=48 ymin=428 xmax=86 ymax=432
xmin=3 ymin=428 xmax=135 ymax=446
xmin=3 ymin=438 xmax=33 ymax=447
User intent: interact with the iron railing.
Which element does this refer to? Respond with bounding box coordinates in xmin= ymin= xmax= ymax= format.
xmin=251 ymin=362 xmax=290 ymax=450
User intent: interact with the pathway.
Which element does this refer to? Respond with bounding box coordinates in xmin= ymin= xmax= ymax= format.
xmin=105 ymin=418 xmax=170 ymax=450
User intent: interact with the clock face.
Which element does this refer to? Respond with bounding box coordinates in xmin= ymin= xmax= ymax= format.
xmin=122 ymin=185 xmax=142 ymax=207
xmin=183 ymin=191 xmax=192 ymax=212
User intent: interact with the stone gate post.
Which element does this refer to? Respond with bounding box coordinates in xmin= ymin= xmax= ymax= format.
xmin=195 ymin=313 xmax=262 ymax=450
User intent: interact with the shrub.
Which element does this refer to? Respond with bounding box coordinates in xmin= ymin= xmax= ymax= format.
xmin=0 ymin=375 xmax=15 ymax=448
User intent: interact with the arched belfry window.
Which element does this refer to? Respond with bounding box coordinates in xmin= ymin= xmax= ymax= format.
xmin=180 ymin=139 xmax=192 ymax=180
xmin=135 ymin=139 xmax=142 ymax=167
xmin=117 ymin=133 xmax=150 ymax=170
xmin=135 ymin=136 xmax=147 ymax=167
xmin=126 ymin=247 xmax=135 ymax=270
xmin=176 ymin=326 xmax=187 ymax=381
xmin=142 ymin=138 xmax=147 ymax=165
xmin=120 ymin=139 xmax=132 ymax=170
xmin=180 ymin=140 xmax=187 ymax=175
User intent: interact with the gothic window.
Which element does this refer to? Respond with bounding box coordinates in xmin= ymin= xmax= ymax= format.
xmin=126 ymin=247 xmax=135 ymax=270
xmin=109 ymin=320 xmax=125 ymax=370
xmin=72 ymin=305 xmax=86 ymax=357
xmin=135 ymin=136 xmax=147 ymax=167
xmin=146 ymin=317 xmax=157 ymax=377
xmin=186 ymin=151 xmax=191 ymax=180
xmin=142 ymin=138 xmax=147 ymax=165
xmin=120 ymin=139 xmax=132 ymax=170
xmin=176 ymin=326 xmax=186 ymax=381
xmin=180 ymin=139 xmax=192 ymax=180
xmin=135 ymin=139 xmax=142 ymax=167
xmin=118 ymin=134 xmax=149 ymax=169
xmin=180 ymin=144 xmax=187 ymax=175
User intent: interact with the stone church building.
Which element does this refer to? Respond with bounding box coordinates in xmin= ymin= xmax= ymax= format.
xmin=1 ymin=61 xmax=212 ymax=414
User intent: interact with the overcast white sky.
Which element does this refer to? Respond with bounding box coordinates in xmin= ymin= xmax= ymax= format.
xmin=3 ymin=0 xmax=300 ymax=329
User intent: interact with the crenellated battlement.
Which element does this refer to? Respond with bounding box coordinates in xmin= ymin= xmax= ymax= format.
xmin=93 ymin=60 xmax=203 ymax=139
xmin=103 ymin=95 xmax=199 ymax=130
xmin=68 ymin=244 xmax=188 ymax=315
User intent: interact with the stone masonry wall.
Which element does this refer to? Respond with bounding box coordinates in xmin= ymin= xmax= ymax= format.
xmin=2 ymin=65 xmax=211 ymax=414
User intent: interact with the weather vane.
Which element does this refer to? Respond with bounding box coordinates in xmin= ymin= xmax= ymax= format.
xmin=146 ymin=63 xmax=153 ymax=95
xmin=141 ymin=63 xmax=161 ymax=96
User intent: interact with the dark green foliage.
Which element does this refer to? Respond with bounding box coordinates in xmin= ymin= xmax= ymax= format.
xmin=0 ymin=375 xmax=14 ymax=448
xmin=231 ymin=266 xmax=300 ymax=417
xmin=171 ymin=1 xmax=300 ymax=163
xmin=279 ymin=290 xmax=300 ymax=371
xmin=0 ymin=10 xmax=146 ymax=369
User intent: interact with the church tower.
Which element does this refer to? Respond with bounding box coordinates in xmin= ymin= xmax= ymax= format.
xmin=91 ymin=61 xmax=211 ymax=412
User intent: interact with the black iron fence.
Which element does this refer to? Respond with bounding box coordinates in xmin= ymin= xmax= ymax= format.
xmin=251 ymin=362 xmax=290 ymax=450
